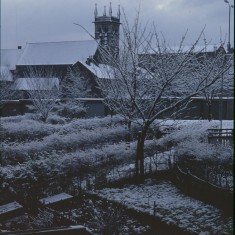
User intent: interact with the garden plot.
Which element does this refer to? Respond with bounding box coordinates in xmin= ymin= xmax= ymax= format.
xmin=95 ymin=179 xmax=233 ymax=235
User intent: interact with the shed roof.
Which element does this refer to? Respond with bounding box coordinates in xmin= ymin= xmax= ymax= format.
xmin=17 ymin=40 xmax=98 ymax=66
xmin=39 ymin=193 xmax=73 ymax=206
xmin=0 ymin=201 xmax=23 ymax=215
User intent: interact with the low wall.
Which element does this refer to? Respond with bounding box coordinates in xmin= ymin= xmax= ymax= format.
xmin=0 ymin=98 xmax=234 ymax=120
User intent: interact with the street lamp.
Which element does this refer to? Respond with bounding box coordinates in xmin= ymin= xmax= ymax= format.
xmin=224 ymin=0 xmax=234 ymax=52
xmin=219 ymin=73 xmax=224 ymax=129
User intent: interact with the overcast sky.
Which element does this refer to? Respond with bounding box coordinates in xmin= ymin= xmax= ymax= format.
xmin=1 ymin=0 xmax=234 ymax=50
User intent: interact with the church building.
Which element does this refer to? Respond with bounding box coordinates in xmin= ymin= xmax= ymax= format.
xmin=1 ymin=3 xmax=121 ymax=99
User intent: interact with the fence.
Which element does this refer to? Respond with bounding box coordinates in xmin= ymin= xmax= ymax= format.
xmin=1 ymin=98 xmax=234 ymax=120
xmin=172 ymin=164 xmax=233 ymax=214
xmin=207 ymin=129 xmax=233 ymax=146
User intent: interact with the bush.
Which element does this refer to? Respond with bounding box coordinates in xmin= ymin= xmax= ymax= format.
xmin=46 ymin=114 xmax=66 ymax=125
xmin=56 ymin=101 xmax=87 ymax=119
xmin=86 ymin=199 xmax=125 ymax=235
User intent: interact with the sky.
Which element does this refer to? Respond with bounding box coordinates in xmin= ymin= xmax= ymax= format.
xmin=1 ymin=0 xmax=234 ymax=50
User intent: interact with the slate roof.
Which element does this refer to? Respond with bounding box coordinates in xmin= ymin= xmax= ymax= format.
xmin=17 ymin=40 xmax=98 ymax=66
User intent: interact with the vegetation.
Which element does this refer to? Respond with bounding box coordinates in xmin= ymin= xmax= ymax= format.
xmin=95 ymin=11 xmax=233 ymax=181
xmin=0 ymin=111 xmax=233 ymax=233
xmin=1 ymin=112 xmax=233 ymax=202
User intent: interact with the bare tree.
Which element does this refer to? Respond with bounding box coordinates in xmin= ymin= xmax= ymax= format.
xmin=22 ymin=66 xmax=60 ymax=122
xmin=198 ymin=46 xmax=234 ymax=121
xmin=95 ymin=11 xmax=233 ymax=181
xmin=62 ymin=65 xmax=91 ymax=99
xmin=0 ymin=68 xmax=15 ymax=106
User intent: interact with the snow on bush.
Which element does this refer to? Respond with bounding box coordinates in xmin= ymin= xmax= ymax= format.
xmin=0 ymin=137 xmax=159 ymax=201
xmin=158 ymin=120 xmax=219 ymax=146
xmin=1 ymin=116 xmax=59 ymax=142
xmin=1 ymin=114 xmax=126 ymax=142
xmin=46 ymin=114 xmax=67 ymax=125
xmin=58 ymin=115 xmax=127 ymax=133
xmin=1 ymin=124 xmax=130 ymax=165
xmin=176 ymin=138 xmax=232 ymax=162
xmin=55 ymin=101 xmax=87 ymax=119
xmin=155 ymin=120 xmax=233 ymax=163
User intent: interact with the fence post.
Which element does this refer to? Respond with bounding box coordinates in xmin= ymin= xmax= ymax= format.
xmin=153 ymin=201 xmax=156 ymax=216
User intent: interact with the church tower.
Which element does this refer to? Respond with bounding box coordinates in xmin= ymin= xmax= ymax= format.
xmin=93 ymin=3 xmax=121 ymax=63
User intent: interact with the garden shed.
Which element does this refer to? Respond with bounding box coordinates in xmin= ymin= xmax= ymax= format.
xmin=0 ymin=201 xmax=24 ymax=221
xmin=39 ymin=193 xmax=73 ymax=209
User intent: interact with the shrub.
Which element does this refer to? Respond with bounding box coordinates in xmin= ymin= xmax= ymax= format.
xmin=56 ymin=101 xmax=87 ymax=119
xmin=86 ymin=199 xmax=125 ymax=235
xmin=46 ymin=114 xmax=66 ymax=125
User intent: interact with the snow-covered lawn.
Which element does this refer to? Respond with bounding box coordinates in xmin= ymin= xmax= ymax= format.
xmin=95 ymin=179 xmax=233 ymax=235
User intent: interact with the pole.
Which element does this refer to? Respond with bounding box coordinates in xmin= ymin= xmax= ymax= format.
xmin=219 ymin=74 xmax=224 ymax=129
xmin=228 ymin=5 xmax=231 ymax=52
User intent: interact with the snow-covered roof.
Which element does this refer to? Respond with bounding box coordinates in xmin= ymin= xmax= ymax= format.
xmin=39 ymin=193 xmax=73 ymax=205
xmin=0 ymin=201 xmax=23 ymax=215
xmin=145 ymin=44 xmax=223 ymax=54
xmin=171 ymin=44 xmax=222 ymax=53
xmin=1 ymin=49 xmax=23 ymax=70
xmin=13 ymin=77 xmax=59 ymax=90
xmin=81 ymin=61 xmax=115 ymax=79
xmin=17 ymin=40 xmax=98 ymax=66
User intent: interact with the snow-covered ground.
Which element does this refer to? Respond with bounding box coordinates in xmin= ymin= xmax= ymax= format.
xmin=157 ymin=119 xmax=233 ymax=131
xmin=95 ymin=179 xmax=233 ymax=235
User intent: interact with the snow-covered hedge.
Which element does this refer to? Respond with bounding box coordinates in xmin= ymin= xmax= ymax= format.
xmin=155 ymin=121 xmax=233 ymax=188
xmin=1 ymin=124 xmax=130 ymax=165
xmin=1 ymin=114 xmax=126 ymax=142
xmin=0 ymin=139 xmax=157 ymax=202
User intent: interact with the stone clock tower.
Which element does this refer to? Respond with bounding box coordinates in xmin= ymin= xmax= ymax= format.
xmin=93 ymin=3 xmax=121 ymax=63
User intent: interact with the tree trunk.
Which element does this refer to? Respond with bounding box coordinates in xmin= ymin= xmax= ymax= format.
xmin=135 ymin=131 xmax=141 ymax=176
xmin=126 ymin=120 xmax=132 ymax=148
xmin=208 ymin=102 xmax=212 ymax=121
xmin=135 ymin=129 xmax=147 ymax=183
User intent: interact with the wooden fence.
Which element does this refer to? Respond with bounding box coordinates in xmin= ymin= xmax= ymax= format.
xmin=172 ymin=164 xmax=233 ymax=215
xmin=207 ymin=129 xmax=233 ymax=146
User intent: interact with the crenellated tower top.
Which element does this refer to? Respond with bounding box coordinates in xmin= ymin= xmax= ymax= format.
xmin=93 ymin=3 xmax=121 ymax=63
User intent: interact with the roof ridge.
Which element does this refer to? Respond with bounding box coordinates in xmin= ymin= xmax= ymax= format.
xmin=26 ymin=39 xmax=96 ymax=45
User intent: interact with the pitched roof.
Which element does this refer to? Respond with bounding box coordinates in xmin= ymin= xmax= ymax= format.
xmin=145 ymin=44 xmax=225 ymax=54
xmin=170 ymin=44 xmax=222 ymax=53
xmin=80 ymin=61 xmax=114 ymax=79
xmin=17 ymin=40 xmax=98 ymax=66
